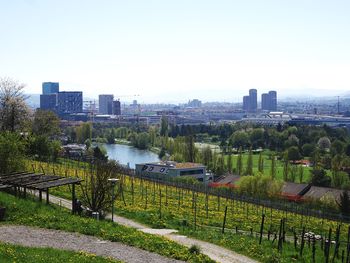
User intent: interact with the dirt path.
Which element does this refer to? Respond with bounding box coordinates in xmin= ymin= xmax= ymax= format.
xmin=0 ymin=225 xmax=183 ymax=263
xmin=47 ymin=194 xmax=258 ymax=263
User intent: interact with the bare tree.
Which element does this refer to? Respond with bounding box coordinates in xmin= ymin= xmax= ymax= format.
xmin=0 ymin=77 xmax=30 ymax=132
xmin=80 ymin=160 xmax=124 ymax=214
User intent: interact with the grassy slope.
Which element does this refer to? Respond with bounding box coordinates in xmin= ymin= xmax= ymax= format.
xmin=0 ymin=242 xmax=121 ymax=263
xmin=0 ymin=191 xmax=213 ymax=263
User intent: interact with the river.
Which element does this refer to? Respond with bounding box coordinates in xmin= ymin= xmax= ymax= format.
xmin=101 ymin=143 xmax=160 ymax=168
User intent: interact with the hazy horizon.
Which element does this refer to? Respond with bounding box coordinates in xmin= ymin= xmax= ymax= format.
xmin=1 ymin=1 xmax=349 ymax=103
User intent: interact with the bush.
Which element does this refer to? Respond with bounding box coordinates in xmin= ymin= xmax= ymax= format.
xmin=0 ymin=132 xmax=25 ymax=173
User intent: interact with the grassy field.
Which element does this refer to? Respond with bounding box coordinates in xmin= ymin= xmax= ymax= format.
xmin=27 ymin=161 xmax=350 ymax=263
xmin=0 ymin=243 xmax=121 ymax=263
xmin=0 ymin=191 xmax=213 ymax=263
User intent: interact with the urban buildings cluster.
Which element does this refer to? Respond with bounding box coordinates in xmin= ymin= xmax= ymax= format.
xmin=98 ymin=94 xmax=121 ymax=115
xmin=40 ymin=82 xmax=82 ymax=115
xmin=242 ymin=89 xmax=277 ymax=112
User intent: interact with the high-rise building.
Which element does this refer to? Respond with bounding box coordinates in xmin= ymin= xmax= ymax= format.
xmin=261 ymin=93 xmax=269 ymax=111
xmin=268 ymin=91 xmax=277 ymax=111
xmin=40 ymin=94 xmax=57 ymax=111
xmin=42 ymin=82 xmax=59 ymax=95
xmin=112 ymin=100 xmax=121 ymax=115
xmin=99 ymin=94 xmax=114 ymax=114
xmin=249 ymin=89 xmax=257 ymax=112
xmin=243 ymin=96 xmax=250 ymax=111
xmin=57 ymin=91 xmax=83 ymax=114
xmin=187 ymin=99 xmax=202 ymax=108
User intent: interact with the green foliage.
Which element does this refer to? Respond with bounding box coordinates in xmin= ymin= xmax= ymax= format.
xmin=310 ymin=169 xmax=331 ymax=187
xmin=76 ymin=123 xmax=92 ymax=144
xmin=0 ymin=132 xmax=25 ymax=173
xmin=301 ymin=143 xmax=314 ymax=157
xmin=229 ymin=130 xmax=249 ymax=149
xmin=236 ymin=147 xmax=243 ymax=175
xmin=27 ymin=135 xmax=61 ymax=161
xmin=160 ymin=116 xmax=169 ymax=137
xmin=0 ymin=243 xmax=120 ymax=263
xmin=286 ymin=146 xmax=301 ymax=162
xmin=245 ymin=148 xmax=253 ymax=176
xmin=32 ymin=109 xmax=60 ymax=136
xmin=238 ymin=174 xmax=283 ymax=198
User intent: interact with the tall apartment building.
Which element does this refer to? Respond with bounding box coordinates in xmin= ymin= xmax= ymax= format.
xmin=242 ymin=89 xmax=257 ymax=112
xmin=57 ymin=91 xmax=83 ymax=114
xmin=99 ymin=94 xmax=114 ymax=114
xmin=261 ymin=91 xmax=277 ymax=111
xmin=112 ymin=100 xmax=121 ymax=115
xmin=42 ymin=82 xmax=59 ymax=95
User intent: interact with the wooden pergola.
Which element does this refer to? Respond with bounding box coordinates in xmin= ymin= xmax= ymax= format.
xmin=0 ymin=172 xmax=82 ymax=213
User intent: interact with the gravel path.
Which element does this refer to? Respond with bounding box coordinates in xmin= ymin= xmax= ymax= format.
xmin=47 ymin=194 xmax=258 ymax=263
xmin=0 ymin=225 xmax=183 ymax=263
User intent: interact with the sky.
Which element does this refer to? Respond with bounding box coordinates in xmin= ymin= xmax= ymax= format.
xmin=0 ymin=0 xmax=350 ymax=103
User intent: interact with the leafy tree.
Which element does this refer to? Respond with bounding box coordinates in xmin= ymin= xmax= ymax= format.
xmin=331 ymin=139 xmax=344 ymax=156
xmin=302 ymin=143 xmax=314 ymax=157
xmin=32 ymin=110 xmax=60 ymax=136
xmin=311 ymin=169 xmax=331 ymax=187
xmin=106 ymin=128 xmax=116 ymax=144
xmin=185 ymin=135 xmax=196 ymax=162
xmin=229 ymin=130 xmax=249 ymax=149
xmin=201 ymin=146 xmax=212 ymax=170
xmin=298 ymin=165 xmax=304 ymax=183
xmin=270 ymin=155 xmax=276 ymax=179
xmin=93 ymin=146 xmax=108 ymax=162
xmin=286 ymin=146 xmax=301 ymax=163
xmin=258 ymin=152 xmax=264 ymax=173
xmin=227 ymin=152 xmax=233 ymax=173
xmin=249 ymin=128 xmax=264 ymax=148
xmin=236 ymin=147 xmax=243 ymax=175
xmin=0 ymin=77 xmax=30 ymax=132
xmin=245 ymin=147 xmax=253 ymax=175
xmin=158 ymin=147 xmax=166 ymax=159
xmin=27 ymin=135 xmax=52 ymax=161
xmin=317 ymin=136 xmax=331 ymax=152
xmin=160 ymin=116 xmax=169 ymax=137
xmin=0 ymin=132 xmax=25 ymax=173
xmin=239 ymin=174 xmax=282 ymax=198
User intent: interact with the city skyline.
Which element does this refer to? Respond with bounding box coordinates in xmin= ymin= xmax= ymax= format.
xmin=1 ymin=1 xmax=350 ymax=103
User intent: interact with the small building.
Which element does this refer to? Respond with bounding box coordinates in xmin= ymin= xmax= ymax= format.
xmin=302 ymin=186 xmax=347 ymax=203
xmin=280 ymin=182 xmax=311 ymax=201
xmin=209 ymin=174 xmax=240 ymax=188
xmin=135 ymin=161 xmax=207 ymax=183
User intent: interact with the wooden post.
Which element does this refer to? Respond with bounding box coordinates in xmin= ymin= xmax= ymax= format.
xmin=72 ymin=183 xmax=76 ymax=214
xmin=39 ymin=190 xmax=42 ymax=202
xmin=46 ymin=188 xmax=49 ymax=205
xmin=326 ymin=228 xmax=332 ymax=263
xmin=159 ymin=189 xmax=162 ymax=219
xmin=222 ymin=206 xmax=228 ymax=234
xmin=259 ymin=214 xmax=265 ymax=244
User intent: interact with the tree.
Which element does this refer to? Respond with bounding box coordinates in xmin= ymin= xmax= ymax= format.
xmin=236 ymin=147 xmax=243 ymax=175
xmin=331 ymin=140 xmax=344 ymax=156
xmin=302 ymin=143 xmax=314 ymax=157
xmin=245 ymin=147 xmax=253 ymax=175
xmin=229 ymin=131 xmax=249 ymax=149
xmin=106 ymin=128 xmax=116 ymax=144
xmin=0 ymin=132 xmax=25 ymax=173
xmin=80 ymin=160 xmax=124 ymax=213
xmin=201 ymin=146 xmax=212 ymax=169
xmin=270 ymin=155 xmax=276 ymax=179
xmin=258 ymin=152 xmax=264 ymax=173
xmin=93 ymin=146 xmax=108 ymax=162
xmin=0 ymin=77 xmax=30 ymax=132
xmin=160 ymin=116 xmax=169 ymax=137
xmin=286 ymin=146 xmax=301 ymax=163
xmin=337 ymin=191 xmax=350 ymax=217
xmin=185 ymin=135 xmax=196 ymax=162
xmin=311 ymin=169 xmax=331 ymax=187
xmin=317 ymin=136 xmax=331 ymax=152
xmin=227 ymin=152 xmax=233 ymax=173
xmin=32 ymin=110 xmax=60 ymax=136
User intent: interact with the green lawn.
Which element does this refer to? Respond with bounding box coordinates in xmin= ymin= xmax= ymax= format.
xmin=0 ymin=242 xmax=121 ymax=263
xmin=0 ymin=191 xmax=213 ymax=263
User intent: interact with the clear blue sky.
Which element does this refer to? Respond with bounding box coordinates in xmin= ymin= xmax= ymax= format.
xmin=1 ymin=0 xmax=349 ymax=103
